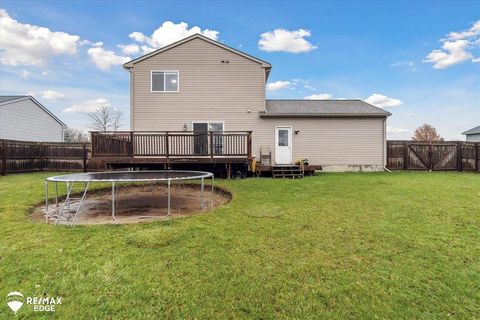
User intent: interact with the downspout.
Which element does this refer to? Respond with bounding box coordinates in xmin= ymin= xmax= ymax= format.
xmin=129 ymin=68 xmax=134 ymax=131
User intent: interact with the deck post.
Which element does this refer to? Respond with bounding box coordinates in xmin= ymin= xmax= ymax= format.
xmin=165 ymin=131 xmax=170 ymax=158
xmin=130 ymin=131 xmax=134 ymax=157
xmin=90 ymin=133 xmax=95 ymax=157
xmin=210 ymin=131 xmax=214 ymax=158
xmin=82 ymin=143 xmax=88 ymax=172
xmin=247 ymin=131 xmax=252 ymax=159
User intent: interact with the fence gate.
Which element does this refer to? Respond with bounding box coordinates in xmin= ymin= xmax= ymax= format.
xmin=387 ymin=141 xmax=479 ymax=172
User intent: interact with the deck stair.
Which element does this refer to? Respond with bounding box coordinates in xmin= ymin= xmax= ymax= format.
xmin=272 ymin=165 xmax=303 ymax=179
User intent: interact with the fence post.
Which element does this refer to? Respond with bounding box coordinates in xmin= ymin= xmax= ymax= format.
xmin=1 ymin=140 xmax=6 ymax=176
xmin=456 ymin=142 xmax=463 ymax=172
xmin=39 ymin=142 xmax=44 ymax=172
xmin=82 ymin=143 xmax=88 ymax=172
xmin=403 ymin=141 xmax=408 ymax=170
xmin=428 ymin=143 xmax=433 ymax=171
xmin=475 ymin=142 xmax=480 ymax=172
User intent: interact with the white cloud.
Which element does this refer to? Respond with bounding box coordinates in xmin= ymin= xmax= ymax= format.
xmin=118 ymin=43 xmax=140 ymax=55
xmin=41 ymin=90 xmax=65 ymax=100
xmin=258 ymin=28 xmax=317 ymax=53
xmin=447 ymin=20 xmax=480 ymax=40
xmin=0 ymin=9 xmax=80 ymax=66
xmin=424 ymin=40 xmax=472 ymax=69
xmin=18 ymin=69 xmax=30 ymax=79
xmin=390 ymin=61 xmax=416 ymax=71
xmin=387 ymin=126 xmax=410 ymax=133
xmin=424 ymin=20 xmax=480 ymax=69
xmin=87 ymin=46 xmax=130 ymax=70
xmin=129 ymin=21 xmax=219 ymax=54
xmin=266 ymin=80 xmax=290 ymax=91
xmin=304 ymin=93 xmax=333 ymax=99
xmin=365 ymin=93 xmax=403 ymax=108
xmin=63 ymin=98 xmax=111 ymax=113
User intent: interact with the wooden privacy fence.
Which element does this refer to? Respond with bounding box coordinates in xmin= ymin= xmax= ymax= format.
xmin=387 ymin=140 xmax=480 ymax=172
xmin=0 ymin=139 xmax=105 ymax=175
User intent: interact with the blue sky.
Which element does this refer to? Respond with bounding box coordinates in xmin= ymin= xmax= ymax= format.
xmin=0 ymin=0 xmax=479 ymax=139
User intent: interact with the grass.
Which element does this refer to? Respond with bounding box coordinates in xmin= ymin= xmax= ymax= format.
xmin=0 ymin=172 xmax=479 ymax=319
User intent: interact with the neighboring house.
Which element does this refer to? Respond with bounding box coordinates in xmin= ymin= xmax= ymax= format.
xmin=462 ymin=126 xmax=480 ymax=142
xmin=0 ymin=96 xmax=66 ymax=142
xmin=93 ymin=34 xmax=390 ymax=173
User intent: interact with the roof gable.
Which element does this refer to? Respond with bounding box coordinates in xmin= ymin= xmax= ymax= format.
xmin=123 ymin=33 xmax=272 ymax=69
xmin=0 ymin=95 xmax=67 ymax=127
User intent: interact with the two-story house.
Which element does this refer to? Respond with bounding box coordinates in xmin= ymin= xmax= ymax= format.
xmin=91 ymin=34 xmax=390 ymax=176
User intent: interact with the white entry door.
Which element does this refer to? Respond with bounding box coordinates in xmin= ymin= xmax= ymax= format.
xmin=275 ymin=126 xmax=292 ymax=164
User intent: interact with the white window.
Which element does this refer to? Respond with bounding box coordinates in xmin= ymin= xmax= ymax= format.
xmin=151 ymin=71 xmax=179 ymax=92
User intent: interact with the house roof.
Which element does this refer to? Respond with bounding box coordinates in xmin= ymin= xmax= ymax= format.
xmin=0 ymin=95 xmax=67 ymax=127
xmin=0 ymin=95 xmax=29 ymax=104
xmin=261 ymin=99 xmax=392 ymax=118
xmin=123 ymin=33 xmax=272 ymax=77
xmin=462 ymin=125 xmax=480 ymax=135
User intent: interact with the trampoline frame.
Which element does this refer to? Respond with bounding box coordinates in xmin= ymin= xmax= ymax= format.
xmin=44 ymin=170 xmax=214 ymax=226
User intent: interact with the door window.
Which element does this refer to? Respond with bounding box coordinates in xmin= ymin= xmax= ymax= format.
xmin=278 ymin=129 xmax=289 ymax=146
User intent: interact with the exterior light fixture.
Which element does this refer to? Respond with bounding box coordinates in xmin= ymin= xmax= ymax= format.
xmin=183 ymin=123 xmax=187 ymax=131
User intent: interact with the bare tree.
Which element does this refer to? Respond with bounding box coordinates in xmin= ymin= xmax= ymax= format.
xmin=412 ymin=124 xmax=444 ymax=142
xmin=111 ymin=110 xmax=123 ymax=132
xmin=88 ymin=106 xmax=123 ymax=132
xmin=64 ymin=128 xmax=89 ymax=142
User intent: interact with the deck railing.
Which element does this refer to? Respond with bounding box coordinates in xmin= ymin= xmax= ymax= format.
xmin=91 ymin=131 xmax=252 ymax=159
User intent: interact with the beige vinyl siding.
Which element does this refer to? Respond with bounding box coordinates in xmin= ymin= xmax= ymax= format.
xmin=254 ymin=118 xmax=385 ymax=166
xmin=130 ymin=37 xmax=386 ymax=168
xmin=0 ymin=99 xmax=64 ymax=142
xmin=131 ymin=37 xmax=265 ymax=132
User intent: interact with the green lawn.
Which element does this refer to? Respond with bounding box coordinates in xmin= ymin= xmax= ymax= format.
xmin=0 ymin=172 xmax=479 ymax=319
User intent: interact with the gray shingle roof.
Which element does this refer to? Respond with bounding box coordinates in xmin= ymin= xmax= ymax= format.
xmin=462 ymin=125 xmax=480 ymax=135
xmin=262 ymin=99 xmax=391 ymax=117
xmin=0 ymin=95 xmax=29 ymax=104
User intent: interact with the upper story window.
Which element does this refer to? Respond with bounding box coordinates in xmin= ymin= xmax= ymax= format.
xmin=151 ymin=71 xmax=179 ymax=92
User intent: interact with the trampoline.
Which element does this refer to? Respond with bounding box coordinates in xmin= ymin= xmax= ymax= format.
xmin=44 ymin=171 xmax=214 ymax=226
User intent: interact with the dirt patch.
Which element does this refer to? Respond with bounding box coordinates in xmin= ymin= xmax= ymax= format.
xmin=32 ymin=184 xmax=231 ymax=225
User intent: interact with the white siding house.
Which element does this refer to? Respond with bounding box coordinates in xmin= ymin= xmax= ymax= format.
xmin=0 ymin=96 xmax=66 ymax=142
xmin=462 ymin=126 xmax=480 ymax=142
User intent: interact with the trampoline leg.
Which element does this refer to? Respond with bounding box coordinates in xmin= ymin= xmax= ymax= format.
xmin=112 ymin=182 xmax=117 ymax=221
xmin=200 ymin=177 xmax=204 ymax=209
xmin=167 ymin=179 xmax=171 ymax=216
xmin=45 ymin=180 xmax=48 ymax=224
xmin=67 ymin=182 xmax=71 ymax=217
xmin=211 ymin=176 xmax=214 ymax=208
xmin=55 ymin=182 xmax=59 ymax=207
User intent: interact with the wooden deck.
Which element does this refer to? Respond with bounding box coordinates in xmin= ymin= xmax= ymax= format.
xmin=91 ymin=131 xmax=252 ymax=166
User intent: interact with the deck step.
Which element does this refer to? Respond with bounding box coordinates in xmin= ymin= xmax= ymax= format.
xmin=272 ymin=165 xmax=304 ymax=179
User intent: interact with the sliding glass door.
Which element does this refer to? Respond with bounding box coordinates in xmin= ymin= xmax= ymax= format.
xmin=192 ymin=122 xmax=224 ymax=155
